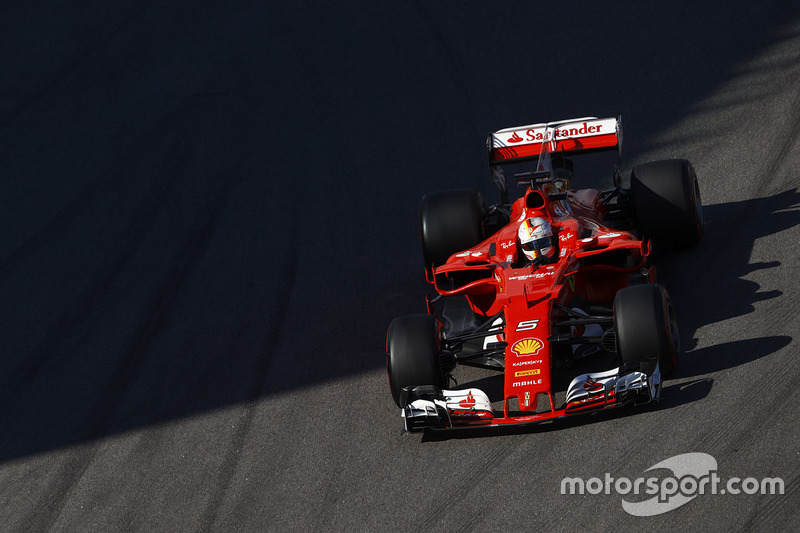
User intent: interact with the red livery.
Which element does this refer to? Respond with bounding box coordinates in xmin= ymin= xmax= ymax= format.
xmin=386 ymin=116 xmax=704 ymax=432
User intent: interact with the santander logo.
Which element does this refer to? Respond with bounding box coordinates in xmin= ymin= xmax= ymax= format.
xmin=459 ymin=391 xmax=476 ymax=407
xmin=507 ymin=132 xmax=523 ymax=143
xmin=583 ymin=376 xmax=604 ymax=393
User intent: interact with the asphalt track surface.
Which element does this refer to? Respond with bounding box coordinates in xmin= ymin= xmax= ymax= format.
xmin=1 ymin=2 xmax=800 ymax=531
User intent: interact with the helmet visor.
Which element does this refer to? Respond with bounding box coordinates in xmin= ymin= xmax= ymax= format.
xmin=521 ymin=236 xmax=551 ymax=252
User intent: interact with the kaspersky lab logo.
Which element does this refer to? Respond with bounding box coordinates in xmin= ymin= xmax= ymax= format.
xmin=560 ymin=453 xmax=784 ymax=516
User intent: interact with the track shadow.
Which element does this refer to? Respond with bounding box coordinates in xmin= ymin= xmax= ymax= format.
xmin=678 ymin=336 xmax=793 ymax=379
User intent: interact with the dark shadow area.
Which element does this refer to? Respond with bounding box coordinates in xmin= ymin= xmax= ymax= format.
xmin=0 ymin=1 xmax=798 ymax=467
xmin=678 ymin=336 xmax=793 ymax=378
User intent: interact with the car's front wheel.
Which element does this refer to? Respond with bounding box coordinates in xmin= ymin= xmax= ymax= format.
xmin=614 ymin=284 xmax=680 ymax=377
xmin=386 ymin=314 xmax=450 ymax=407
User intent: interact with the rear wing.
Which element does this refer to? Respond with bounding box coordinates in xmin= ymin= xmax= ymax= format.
xmin=488 ymin=116 xmax=622 ymax=165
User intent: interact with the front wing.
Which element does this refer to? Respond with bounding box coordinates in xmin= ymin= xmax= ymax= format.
xmin=401 ymin=365 xmax=662 ymax=432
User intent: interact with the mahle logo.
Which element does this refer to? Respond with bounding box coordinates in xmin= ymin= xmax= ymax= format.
xmin=561 ymin=453 xmax=784 ymax=516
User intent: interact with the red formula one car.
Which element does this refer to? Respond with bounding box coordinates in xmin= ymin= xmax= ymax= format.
xmin=386 ymin=116 xmax=703 ymax=432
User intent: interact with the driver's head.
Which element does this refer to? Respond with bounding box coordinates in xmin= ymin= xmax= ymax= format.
xmin=518 ymin=217 xmax=555 ymax=263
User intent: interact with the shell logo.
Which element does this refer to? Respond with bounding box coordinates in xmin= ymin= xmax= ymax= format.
xmin=511 ymin=338 xmax=543 ymax=357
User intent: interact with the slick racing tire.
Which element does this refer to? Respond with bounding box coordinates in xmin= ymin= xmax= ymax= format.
xmin=386 ymin=314 xmax=445 ymax=407
xmin=630 ymin=159 xmax=703 ymax=249
xmin=420 ymin=189 xmax=484 ymax=274
xmin=614 ymin=284 xmax=680 ymax=377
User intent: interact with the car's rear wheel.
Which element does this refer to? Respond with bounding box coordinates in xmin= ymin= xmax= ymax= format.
xmin=614 ymin=284 xmax=680 ymax=377
xmin=420 ymin=189 xmax=484 ymax=275
xmin=630 ymin=159 xmax=703 ymax=249
xmin=386 ymin=314 xmax=448 ymax=407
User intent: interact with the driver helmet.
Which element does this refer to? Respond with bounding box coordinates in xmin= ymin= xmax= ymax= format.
xmin=518 ymin=217 xmax=555 ymax=262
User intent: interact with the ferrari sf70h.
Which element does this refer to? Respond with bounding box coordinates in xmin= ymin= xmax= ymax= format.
xmin=387 ymin=116 xmax=703 ymax=432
